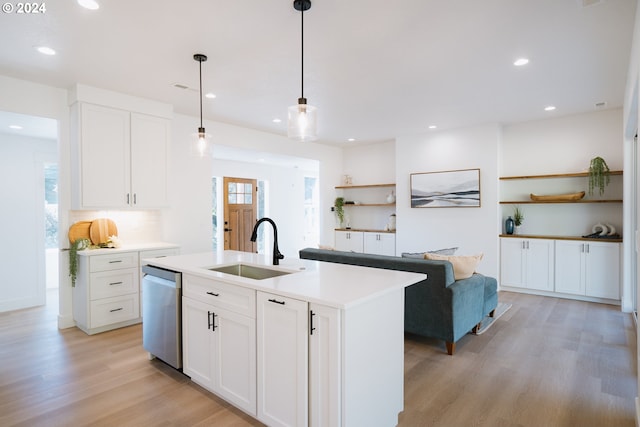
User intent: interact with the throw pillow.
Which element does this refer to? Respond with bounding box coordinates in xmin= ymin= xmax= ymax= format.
xmin=318 ymin=244 xmax=335 ymax=251
xmin=401 ymin=247 xmax=458 ymax=259
xmin=423 ymin=252 xmax=484 ymax=280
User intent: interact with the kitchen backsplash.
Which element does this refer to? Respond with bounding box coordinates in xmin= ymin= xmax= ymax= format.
xmin=68 ymin=210 xmax=163 ymax=244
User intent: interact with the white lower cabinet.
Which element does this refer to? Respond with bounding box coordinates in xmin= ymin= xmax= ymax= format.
xmin=500 ymin=238 xmax=554 ymax=291
xmin=182 ymin=278 xmax=405 ymax=427
xmin=363 ymin=232 xmax=396 ymax=256
xmin=256 ymin=291 xmax=308 ymax=427
xmin=334 ymin=231 xmax=364 ymax=252
xmin=309 ymin=303 xmax=341 ymax=427
xmin=555 ymin=240 xmax=620 ymax=300
xmin=182 ymin=295 xmax=257 ymax=415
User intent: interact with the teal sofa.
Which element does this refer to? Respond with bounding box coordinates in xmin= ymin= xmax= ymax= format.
xmin=299 ymin=248 xmax=498 ymax=355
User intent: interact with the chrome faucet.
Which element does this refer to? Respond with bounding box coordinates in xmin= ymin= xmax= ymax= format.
xmin=250 ymin=217 xmax=284 ymax=265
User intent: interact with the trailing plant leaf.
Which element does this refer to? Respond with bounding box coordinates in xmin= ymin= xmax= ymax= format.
xmin=334 ymin=197 xmax=345 ymax=226
xmin=588 ymin=156 xmax=610 ymax=196
xmin=69 ymin=238 xmax=90 ymax=287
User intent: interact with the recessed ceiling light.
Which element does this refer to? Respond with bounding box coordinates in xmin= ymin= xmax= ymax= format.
xmin=272 ymin=118 xmax=282 ymax=123
xmin=205 ymin=92 xmax=216 ymax=99
xmin=77 ymin=0 xmax=99 ymax=10
xmin=36 ymin=46 xmax=56 ymax=56
xmin=428 ymin=125 xmax=437 ymax=129
xmin=514 ymin=58 xmax=529 ymax=66
xmin=544 ymin=105 xmax=556 ymax=111
xmin=9 ymin=125 xmax=23 ymax=130
xmin=347 ymin=138 xmax=355 ymax=142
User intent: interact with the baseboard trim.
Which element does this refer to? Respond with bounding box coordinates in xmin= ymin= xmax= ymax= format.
xmin=57 ymin=314 xmax=75 ymax=329
xmin=635 ymin=396 xmax=639 ymax=427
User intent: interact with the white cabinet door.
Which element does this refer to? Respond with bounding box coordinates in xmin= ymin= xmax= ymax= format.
xmin=334 ymin=231 xmax=363 ymax=252
xmin=363 ymin=232 xmax=395 ymax=256
xmin=130 ymin=113 xmax=169 ymax=207
xmin=309 ymin=304 xmax=341 ymax=427
xmin=80 ymin=103 xmax=130 ymax=208
xmin=554 ymin=240 xmax=586 ymax=295
xmin=257 ymin=291 xmax=308 ymax=427
xmin=585 ymin=241 xmax=620 ymax=300
xmin=182 ymin=296 xmax=257 ymax=416
xmin=182 ymin=296 xmax=214 ymax=388
xmin=213 ymin=304 xmax=257 ymax=415
xmin=500 ymin=238 xmax=526 ymax=288
xmin=500 ymin=238 xmax=554 ymax=291
xmin=526 ymin=239 xmax=555 ymax=291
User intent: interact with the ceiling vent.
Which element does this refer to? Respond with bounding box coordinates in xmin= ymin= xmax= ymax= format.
xmin=595 ymin=101 xmax=608 ymax=109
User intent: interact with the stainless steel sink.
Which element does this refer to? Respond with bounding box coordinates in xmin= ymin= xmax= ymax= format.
xmin=208 ymin=263 xmax=293 ymax=280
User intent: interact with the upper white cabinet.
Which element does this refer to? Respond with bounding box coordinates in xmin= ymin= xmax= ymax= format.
xmin=70 ymin=85 xmax=172 ymax=209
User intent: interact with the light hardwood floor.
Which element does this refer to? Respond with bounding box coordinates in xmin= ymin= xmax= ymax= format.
xmin=0 ymin=290 xmax=636 ymax=427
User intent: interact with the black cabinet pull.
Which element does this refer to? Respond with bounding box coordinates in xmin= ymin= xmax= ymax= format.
xmin=206 ymin=291 xmax=220 ymax=297
xmin=268 ymin=298 xmax=285 ymax=305
xmin=110 ymin=307 xmax=123 ymax=313
xmin=207 ymin=310 xmax=217 ymax=331
xmin=310 ymin=310 xmax=316 ymax=335
xmin=109 ymin=281 xmax=123 ymax=286
xmin=109 ymin=260 xmax=123 ymax=264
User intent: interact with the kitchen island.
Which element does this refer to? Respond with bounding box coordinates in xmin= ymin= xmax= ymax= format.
xmin=145 ymin=250 xmax=425 ymax=427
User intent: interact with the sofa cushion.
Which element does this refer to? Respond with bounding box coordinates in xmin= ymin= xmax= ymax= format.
xmin=401 ymin=247 xmax=458 ymax=258
xmin=424 ymin=253 xmax=483 ymax=280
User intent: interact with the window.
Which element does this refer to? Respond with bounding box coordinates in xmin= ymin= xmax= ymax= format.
xmin=303 ymin=176 xmax=319 ymax=245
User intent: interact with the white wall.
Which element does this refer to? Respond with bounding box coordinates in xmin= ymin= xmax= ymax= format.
xmin=0 ymin=134 xmax=56 ymax=311
xmin=395 ymin=124 xmax=501 ymax=278
xmin=212 ymin=158 xmax=318 ymax=257
xmin=0 ymin=75 xmax=71 ymax=327
xmin=163 ymin=113 xmax=343 ymax=256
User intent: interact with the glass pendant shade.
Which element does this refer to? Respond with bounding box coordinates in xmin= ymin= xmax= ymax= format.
xmin=190 ymin=126 xmax=213 ymax=157
xmin=288 ymin=97 xmax=317 ymax=142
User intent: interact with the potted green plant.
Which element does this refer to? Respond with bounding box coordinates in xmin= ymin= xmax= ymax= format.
xmin=334 ymin=197 xmax=345 ymax=227
xmin=588 ymin=156 xmax=611 ymax=196
xmin=513 ymin=205 xmax=524 ymax=234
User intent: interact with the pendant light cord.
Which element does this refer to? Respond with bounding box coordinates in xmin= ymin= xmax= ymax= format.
xmin=199 ymin=58 xmax=204 ymax=128
xmin=300 ymin=3 xmax=304 ymax=100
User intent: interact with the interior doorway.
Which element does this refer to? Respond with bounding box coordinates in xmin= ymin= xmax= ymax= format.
xmin=223 ymin=177 xmax=258 ymax=252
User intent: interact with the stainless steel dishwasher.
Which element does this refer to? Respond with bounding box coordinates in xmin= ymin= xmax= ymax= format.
xmin=141 ymin=265 xmax=182 ymax=370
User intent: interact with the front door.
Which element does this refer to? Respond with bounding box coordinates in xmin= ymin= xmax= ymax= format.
xmin=223 ymin=177 xmax=257 ymax=252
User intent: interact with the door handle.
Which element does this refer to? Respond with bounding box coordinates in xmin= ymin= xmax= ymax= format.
xmin=224 ymin=228 xmax=232 ymax=232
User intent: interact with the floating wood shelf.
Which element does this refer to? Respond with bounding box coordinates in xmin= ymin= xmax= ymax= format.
xmin=499 ymin=234 xmax=622 ymax=243
xmin=500 ymin=171 xmax=623 ymax=180
xmin=335 ymin=183 xmax=395 ymax=189
xmin=344 ymin=203 xmax=395 ymax=207
xmin=500 ymin=199 xmax=623 ymax=204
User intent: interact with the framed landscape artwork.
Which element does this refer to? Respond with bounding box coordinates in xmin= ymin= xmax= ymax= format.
xmin=410 ymin=168 xmax=481 ymax=208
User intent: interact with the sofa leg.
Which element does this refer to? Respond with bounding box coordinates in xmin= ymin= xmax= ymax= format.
xmin=446 ymin=341 xmax=455 ymax=355
xmin=472 ymin=322 xmax=482 ymax=334
xmin=489 ymin=309 xmax=496 ymax=318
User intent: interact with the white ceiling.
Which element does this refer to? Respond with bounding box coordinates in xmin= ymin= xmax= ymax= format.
xmin=0 ymin=0 xmax=636 ymax=145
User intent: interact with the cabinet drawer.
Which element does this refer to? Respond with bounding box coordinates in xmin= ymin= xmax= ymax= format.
xmin=90 ymin=293 xmax=140 ymax=328
xmin=139 ymin=248 xmax=180 ymax=266
xmin=183 ymin=274 xmax=255 ymax=317
xmin=90 ymin=252 xmax=138 ymax=272
xmin=90 ymin=268 xmax=139 ymax=300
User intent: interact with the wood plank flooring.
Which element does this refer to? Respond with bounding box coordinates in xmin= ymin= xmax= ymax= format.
xmin=0 ymin=290 xmax=636 ymax=427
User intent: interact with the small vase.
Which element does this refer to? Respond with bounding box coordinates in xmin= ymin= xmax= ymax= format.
xmin=505 ymin=216 xmax=514 ymax=235
xmin=514 ymin=225 xmax=521 ymax=235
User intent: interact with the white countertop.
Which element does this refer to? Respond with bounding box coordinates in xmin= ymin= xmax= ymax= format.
xmin=77 ymin=242 xmax=179 ymax=256
xmin=145 ymin=250 xmax=425 ymax=309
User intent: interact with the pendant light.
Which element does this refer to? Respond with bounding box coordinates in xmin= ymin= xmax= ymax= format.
xmin=288 ymin=0 xmax=317 ymax=142
xmin=192 ymin=53 xmax=213 ymax=157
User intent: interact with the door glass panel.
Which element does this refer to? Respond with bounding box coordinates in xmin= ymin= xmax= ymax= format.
xmin=228 ymin=193 xmax=237 ymax=204
xmin=228 ymin=183 xmax=236 ymax=193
